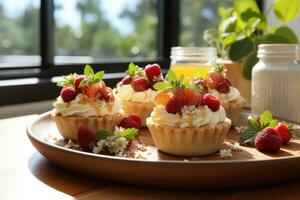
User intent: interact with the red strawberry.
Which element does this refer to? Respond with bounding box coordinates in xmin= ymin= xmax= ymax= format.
xmin=119 ymin=117 xmax=140 ymax=129
xmin=60 ymin=87 xmax=77 ymax=102
xmin=166 ymin=96 xmax=184 ymax=114
xmin=255 ymin=128 xmax=282 ymax=152
xmin=145 ymin=63 xmax=161 ymax=79
xmin=98 ymin=87 xmax=112 ymax=102
xmin=121 ymin=76 xmax=132 ymax=85
xmin=82 ymin=83 xmax=100 ymax=98
xmin=202 ymin=94 xmax=220 ymax=112
xmin=224 ymin=78 xmax=231 ymax=86
xmin=128 ymin=115 xmax=142 ymax=128
xmin=274 ymin=122 xmax=292 ymax=145
xmin=216 ymin=80 xmax=230 ymax=94
xmin=131 ymin=77 xmax=150 ymax=91
xmin=126 ymin=140 xmax=132 ymax=148
xmin=77 ymin=125 xmax=98 ymax=151
xmin=74 ymin=76 xmax=85 ymax=93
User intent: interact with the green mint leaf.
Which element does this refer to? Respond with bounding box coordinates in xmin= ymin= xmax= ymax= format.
xmin=95 ymin=130 xmax=112 ymax=140
xmin=239 ymin=127 xmax=258 ymax=146
xmin=247 ymin=115 xmax=261 ymax=131
xmin=153 ymin=82 xmax=172 ymax=91
xmin=167 ymin=70 xmax=177 ymax=83
xmin=84 ymin=65 xmax=94 ymax=78
xmin=93 ymin=71 xmax=105 ymax=82
xmin=215 ymin=64 xmax=225 ymax=72
xmin=119 ymin=128 xmax=138 ymax=141
xmin=269 ymin=119 xmax=279 ymax=128
xmin=126 ymin=62 xmax=139 ymax=76
xmin=259 ymin=110 xmax=273 ymax=128
xmin=56 ymin=73 xmax=77 ymax=87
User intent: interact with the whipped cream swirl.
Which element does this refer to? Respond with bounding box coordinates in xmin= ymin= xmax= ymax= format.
xmin=53 ymin=93 xmax=122 ymax=118
xmin=209 ymin=86 xmax=241 ymax=103
xmin=147 ymin=105 xmax=226 ymax=128
xmin=116 ymin=84 xmax=157 ymax=103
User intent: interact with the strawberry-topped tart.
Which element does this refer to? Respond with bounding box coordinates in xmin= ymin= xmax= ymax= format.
xmin=146 ymin=71 xmax=231 ymax=156
xmin=116 ymin=63 xmax=164 ymax=126
xmin=52 ymin=65 xmax=123 ymax=140
xmin=204 ymin=65 xmax=246 ymax=126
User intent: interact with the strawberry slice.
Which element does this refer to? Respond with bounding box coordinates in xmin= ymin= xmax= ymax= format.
xmin=77 ymin=125 xmax=98 ymax=151
xmin=82 ymin=83 xmax=101 ymax=98
xmin=166 ymin=96 xmax=184 ymax=114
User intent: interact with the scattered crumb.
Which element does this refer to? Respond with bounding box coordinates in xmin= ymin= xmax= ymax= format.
xmin=183 ymin=159 xmax=189 ymax=162
xmin=44 ymin=135 xmax=58 ymax=144
xmin=220 ymin=149 xmax=233 ymax=158
xmin=229 ymin=142 xmax=242 ymax=151
xmin=235 ymin=126 xmax=246 ymax=134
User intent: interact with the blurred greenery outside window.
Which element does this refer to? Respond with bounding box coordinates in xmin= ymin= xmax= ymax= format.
xmin=0 ymin=0 xmax=235 ymax=66
xmin=54 ymin=0 xmax=158 ymax=63
xmin=180 ymin=0 xmax=232 ymax=46
xmin=0 ymin=0 xmax=40 ymax=67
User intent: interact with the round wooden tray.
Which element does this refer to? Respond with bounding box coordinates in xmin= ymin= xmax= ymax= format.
xmin=27 ymin=111 xmax=300 ymax=189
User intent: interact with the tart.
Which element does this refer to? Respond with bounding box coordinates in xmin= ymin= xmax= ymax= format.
xmin=116 ymin=63 xmax=164 ymax=126
xmin=52 ymin=65 xmax=123 ymax=140
xmin=146 ymin=71 xmax=231 ymax=156
xmin=204 ymin=65 xmax=246 ymax=126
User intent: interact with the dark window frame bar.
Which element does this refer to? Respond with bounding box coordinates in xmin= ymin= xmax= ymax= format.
xmin=0 ymin=0 xmax=180 ymax=106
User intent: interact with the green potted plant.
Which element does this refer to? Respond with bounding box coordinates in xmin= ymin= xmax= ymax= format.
xmin=204 ymin=0 xmax=300 ymax=105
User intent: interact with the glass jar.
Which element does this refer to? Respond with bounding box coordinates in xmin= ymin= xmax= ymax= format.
xmin=252 ymin=44 xmax=300 ymax=123
xmin=170 ymin=47 xmax=217 ymax=83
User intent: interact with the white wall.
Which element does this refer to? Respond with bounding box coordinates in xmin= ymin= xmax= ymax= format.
xmin=264 ymin=1 xmax=300 ymax=38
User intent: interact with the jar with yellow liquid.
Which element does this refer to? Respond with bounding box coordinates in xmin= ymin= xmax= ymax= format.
xmin=170 ymin=47 xmax=217 ymax=83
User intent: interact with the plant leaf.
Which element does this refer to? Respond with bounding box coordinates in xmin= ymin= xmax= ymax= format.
xmin=119 ymin=128 xmax=138 ymax=140
xmin=273 ymin=0 xmax=300 ymax=23
xmin=84 ymin=65 xmax=94 ymax=78
xmin=234 ymin=0 xmax=260 ymax=15
xmin=275 ymin=26 xmax=298 ymax=44
xmin=153 ymin=82 xmax=172 ymax=91
xmin=264 ymin=33 xmax=293 ymax=44
xmin=239 ymin=127 xmax=258 ymax=146
xmin=167 ymin=70 xmax=177 ymax=82
xmin=269 ymin=119 xmax=279 ymax=128
xmin=95 ymin=130 xmax=111 ymax=140
xmin=203 ymin=28 xmax=219 ymax=44
xmin=56 ymin=73 xmax=77 ymax=87
xmin=248 ymin=115 xmax=261 ymax=131
xmin=242 ymin=49 xmax=258 ymax=80
xmin=94 ymin=71 xmax=105 ymax=82
xmin=259 ymin=111 xmax=273 ymax=128
xmin=219 ymin=16 xmax=237 ymax=33
xmin=229 ymin=37 xmax=254 ymax=61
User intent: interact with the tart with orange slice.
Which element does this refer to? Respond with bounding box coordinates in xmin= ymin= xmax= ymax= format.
xmin=146 ymin=71 xmax=231 ymax=156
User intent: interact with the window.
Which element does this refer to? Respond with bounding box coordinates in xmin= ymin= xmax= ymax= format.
xmin=0 ymin=0 xmax=40 ymax=67
xmin=54 ymin=0 xmax=158 ymax=64
xmin=179 ymin=0 xmax=232 ymax=46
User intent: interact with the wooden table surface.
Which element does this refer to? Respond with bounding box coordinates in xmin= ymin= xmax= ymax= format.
xmin=1 ymin=114 xmax=300 ymax=200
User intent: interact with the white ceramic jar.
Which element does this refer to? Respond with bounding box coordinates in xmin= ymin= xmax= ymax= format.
xmin=252 ymin=44 xmax=300 ymax=123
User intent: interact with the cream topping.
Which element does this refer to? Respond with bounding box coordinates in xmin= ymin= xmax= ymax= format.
xmin=209 ymin=86 xmax=241 ymax=103
xmin=116 ymin=84 xmax=157 ymax=103
xmin=53 ymin=93 xmax=122 ymax=117
xmin=147 ymin=105 xmax=226 ymax=128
